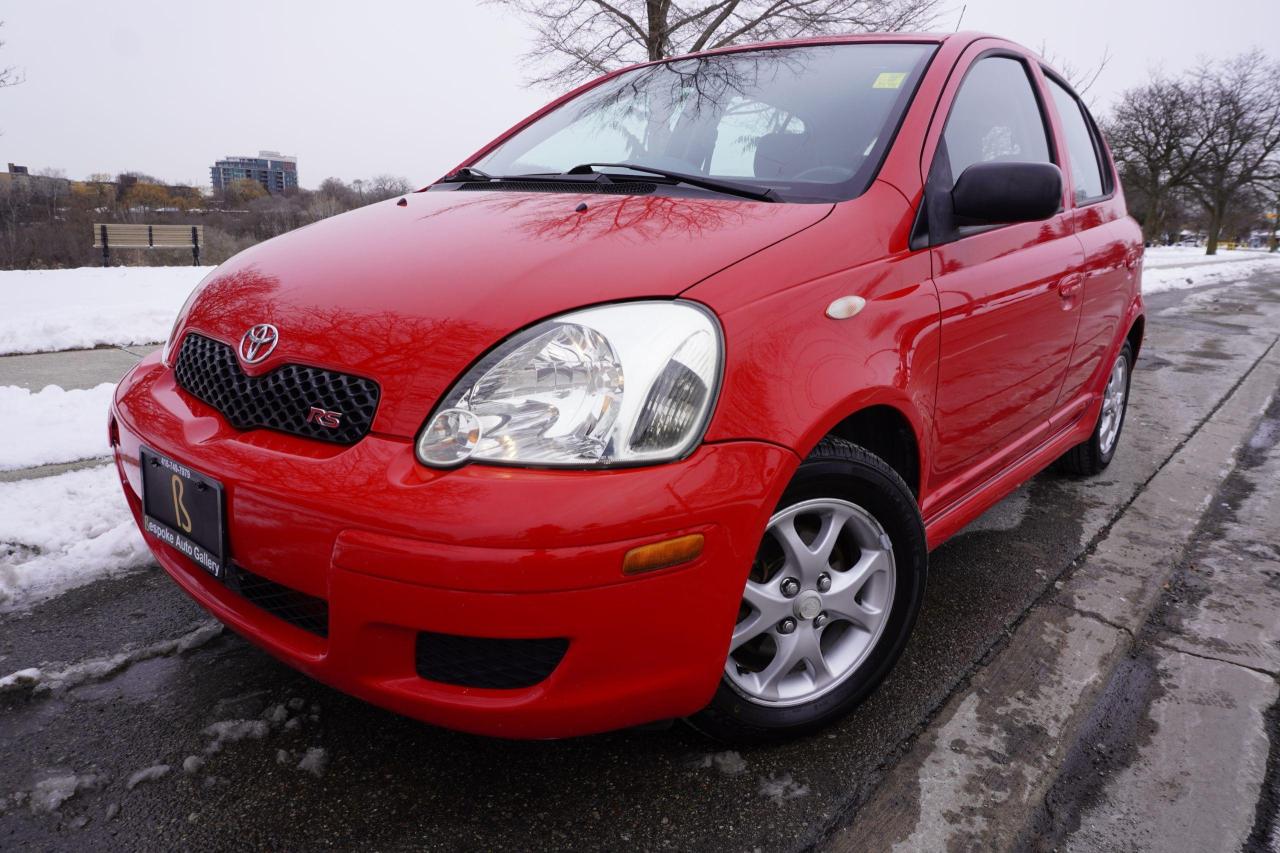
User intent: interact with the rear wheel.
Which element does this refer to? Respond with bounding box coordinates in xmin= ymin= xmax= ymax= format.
xmin=1057 ymin=342 xmax=1133 ymax=476
xmin=688 ymin=437 xmax=927 ymax=743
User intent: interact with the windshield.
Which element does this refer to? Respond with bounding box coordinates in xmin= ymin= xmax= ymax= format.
xmin=474 ymin=43 xmax=935 ymax=203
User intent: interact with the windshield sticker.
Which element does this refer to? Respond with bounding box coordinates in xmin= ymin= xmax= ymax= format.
xmin=873 ymin=72 xmax=907 ymax=89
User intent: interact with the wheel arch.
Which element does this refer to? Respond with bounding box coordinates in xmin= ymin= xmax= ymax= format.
xmin=799 ymin=395 xmax=926 ymax=500
xmin=1126 ymin=313 xmax=1145 ymax=361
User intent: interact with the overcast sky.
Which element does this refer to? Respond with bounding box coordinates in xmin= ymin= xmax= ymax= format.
xmin=1 ymin=0 xmax=1275 ymax=189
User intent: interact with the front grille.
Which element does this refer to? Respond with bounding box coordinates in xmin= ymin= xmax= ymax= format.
xmin=415 ymin=632 xmax=568 ymax=689
xmin=456 ymin=180 xmax=656 ymax=195
xmin=226 ymin=563 xmax=329 ymax=638
xmin=174 ymin=333 xmax=380 ymax=445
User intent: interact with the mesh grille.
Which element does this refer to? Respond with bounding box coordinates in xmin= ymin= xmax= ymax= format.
xmin=457 ymin=180 xmax=655 ymax=195
xmin=174 ymin=333 xmax=380 ymax=445
xmin=415 ymin=632 xmax=568 ymax=689
xmin=226 ymin=563 xmax=329 ymax=638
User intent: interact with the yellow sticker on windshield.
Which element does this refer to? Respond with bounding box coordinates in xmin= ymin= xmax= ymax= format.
xmin=873 ymin=72 xmax=907 ymax=89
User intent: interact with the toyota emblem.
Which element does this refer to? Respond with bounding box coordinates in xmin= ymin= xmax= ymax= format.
xmin=239 ymin=323 xmax=279 ymax=365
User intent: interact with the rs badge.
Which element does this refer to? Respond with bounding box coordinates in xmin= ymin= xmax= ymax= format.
xmin=306 ymin=407 xmax=343 ymax=429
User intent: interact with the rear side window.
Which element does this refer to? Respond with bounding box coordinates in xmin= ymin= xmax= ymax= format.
xmin=943 ymin=57 xmax=1051 ymax=183
xmin=1046 ymin=77 xmax=1107 ymax=202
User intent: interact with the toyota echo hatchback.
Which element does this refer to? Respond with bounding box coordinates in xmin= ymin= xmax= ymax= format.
xmin=110 ymin=32 xmax=1143 ymax=741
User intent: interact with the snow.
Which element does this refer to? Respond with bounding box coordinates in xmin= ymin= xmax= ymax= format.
xmin=690 ymin=750 xmax=748 ymax=776
xmin=0 ymin=383 xmax=116 ymax=471
xmin=0 ymin=464 xmax=152 ymax=609
xmin=203 ymin=719 xmax=270 ymax=754
xmin=0 ymin=620 xmax=222 ymax=694
xmin=28 ymin=771 xmax=104 ymax=814
xmin=1142 ymin=247 xmax=1280 ymax=294
xmin=1142 ymin=246 xmax=1269 ymax=269
xmin=125 ymin=765 xmax=170 ymax=790
xmin=758 ymin=772 xmax=809 ymax=804
xmin=0 ymin=265 xmax=211 ymax=355
xmin=297 ymin=747 xmax=329 ymax=778
xmin=0 ymin=667 xmax=42 ymax=691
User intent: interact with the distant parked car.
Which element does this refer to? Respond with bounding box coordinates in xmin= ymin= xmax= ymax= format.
xmin=110 ymin=31 xmax=1144 ymax=741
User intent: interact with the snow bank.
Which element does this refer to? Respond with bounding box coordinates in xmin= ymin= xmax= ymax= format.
xmin=0 ymin=265 xmax=211 ymax=355
xmin=0 ymin=383 xmax=116 ymax=471
xmin=0 ymin=464 xmax=151 ymax=609
xmin=1141 ymin=247 xmax=1280 ymax=295
xmin=1142 ymin=246 xmax=1270 ymax=269
xmin=1143 ymin=254 xmax=1280 ymax=294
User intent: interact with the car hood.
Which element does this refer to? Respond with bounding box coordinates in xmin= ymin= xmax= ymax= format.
xmin=179 ymin=189 xmax=831 ymax=437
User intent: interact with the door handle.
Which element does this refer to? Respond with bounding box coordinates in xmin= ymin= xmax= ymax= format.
xmin=1057 ymin=274 xmax=1083 ymax=299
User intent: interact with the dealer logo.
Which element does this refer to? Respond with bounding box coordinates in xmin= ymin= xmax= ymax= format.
xmin=238 ymin=323 xmax=279 ymax=365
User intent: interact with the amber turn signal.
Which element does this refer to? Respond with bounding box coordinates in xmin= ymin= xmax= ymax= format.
xmin=622 ymin=534 xmax=705 ymax=575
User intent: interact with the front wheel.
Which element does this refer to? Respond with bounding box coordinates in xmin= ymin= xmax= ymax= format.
xmin=687 ymin=437 xmax=927 ymax=743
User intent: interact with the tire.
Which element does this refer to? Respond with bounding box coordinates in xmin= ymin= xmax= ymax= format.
xmin=1057 ymin=341 xmax=1134 ymax=476
xmin=687 ymin=436 xmax=927 ymax=743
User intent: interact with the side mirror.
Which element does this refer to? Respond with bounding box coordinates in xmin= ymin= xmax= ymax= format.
xmin=951 ymin=161 xmax=1062 ymax=225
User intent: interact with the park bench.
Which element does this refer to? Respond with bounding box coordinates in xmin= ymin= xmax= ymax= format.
xmin=93 ymin=223 xmax=204 ymax=266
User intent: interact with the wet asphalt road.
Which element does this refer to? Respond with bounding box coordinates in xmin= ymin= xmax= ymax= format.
xmin=2 ymin=269 xmax=1279 ymax=852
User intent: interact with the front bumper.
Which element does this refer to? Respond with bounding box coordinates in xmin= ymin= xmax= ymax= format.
xmin=111 ymin=353 xmax=796 ymax=738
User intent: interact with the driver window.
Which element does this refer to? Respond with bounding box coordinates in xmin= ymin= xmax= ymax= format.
xmin=943 ymin=57 xmax=1051 ymax=184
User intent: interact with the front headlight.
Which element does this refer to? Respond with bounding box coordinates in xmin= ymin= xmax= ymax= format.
xmin=416 ymin=301 xmax=722 ymax=468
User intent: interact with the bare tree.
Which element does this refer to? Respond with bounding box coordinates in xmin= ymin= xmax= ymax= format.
xmin=491 ymin=0 xmax=943 ymax=87
xmin=1104 ymin=75 xmax=1205 ymax=243
xmin=1184 ymin=50 xmax=1280 ymax=254
xmin=365 ymin=174 xmax=413 ymax=202
xmin=0 ymin=21 xmax=20 ymax=90
xmin=1036 ymin=41 xmax=1111 ymax=100
xmin=0 ymin=20 xmax=22 ymax=136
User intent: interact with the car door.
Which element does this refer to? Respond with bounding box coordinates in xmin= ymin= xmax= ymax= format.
xmin=1043 ymin=72 xmax=1141 ymax=409
xmin=920 ymin=50 xmax=1085 ymax=502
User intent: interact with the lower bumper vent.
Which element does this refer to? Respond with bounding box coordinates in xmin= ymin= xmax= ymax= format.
xmin=226 ymin=564 xmax=329 ymax=638
xmin=415 ymin=632 xmax=568 ymax=689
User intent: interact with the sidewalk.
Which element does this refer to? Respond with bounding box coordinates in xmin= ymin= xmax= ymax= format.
xmin=1037 ymin=393 xmax=1280 ymax=851
xmin=0 ymin=345 xmax=151 ymax=392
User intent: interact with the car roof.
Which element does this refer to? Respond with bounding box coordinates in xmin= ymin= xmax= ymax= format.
xmin=665 ymin=31 xmax=996 ymax=61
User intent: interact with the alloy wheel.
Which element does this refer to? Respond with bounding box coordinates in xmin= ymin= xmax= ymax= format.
xmin=1098 ymin=354 xmax=1128 ymax=455
xmin=726 ymin=498 xmax=896 ymax=707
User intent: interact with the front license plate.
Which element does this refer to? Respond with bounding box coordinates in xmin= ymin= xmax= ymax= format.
xmin=140 ymin=447 xmax=226 ymax=578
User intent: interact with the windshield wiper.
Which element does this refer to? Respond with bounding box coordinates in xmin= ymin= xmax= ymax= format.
xmin=566 ymin=163 xmax=778 ymax=202
xmin=440 ymin=166 xmax=496 ymax=183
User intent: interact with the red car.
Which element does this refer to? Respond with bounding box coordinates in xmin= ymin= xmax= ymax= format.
xmin=110 ymin=31 xmax=1143 ymax=741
